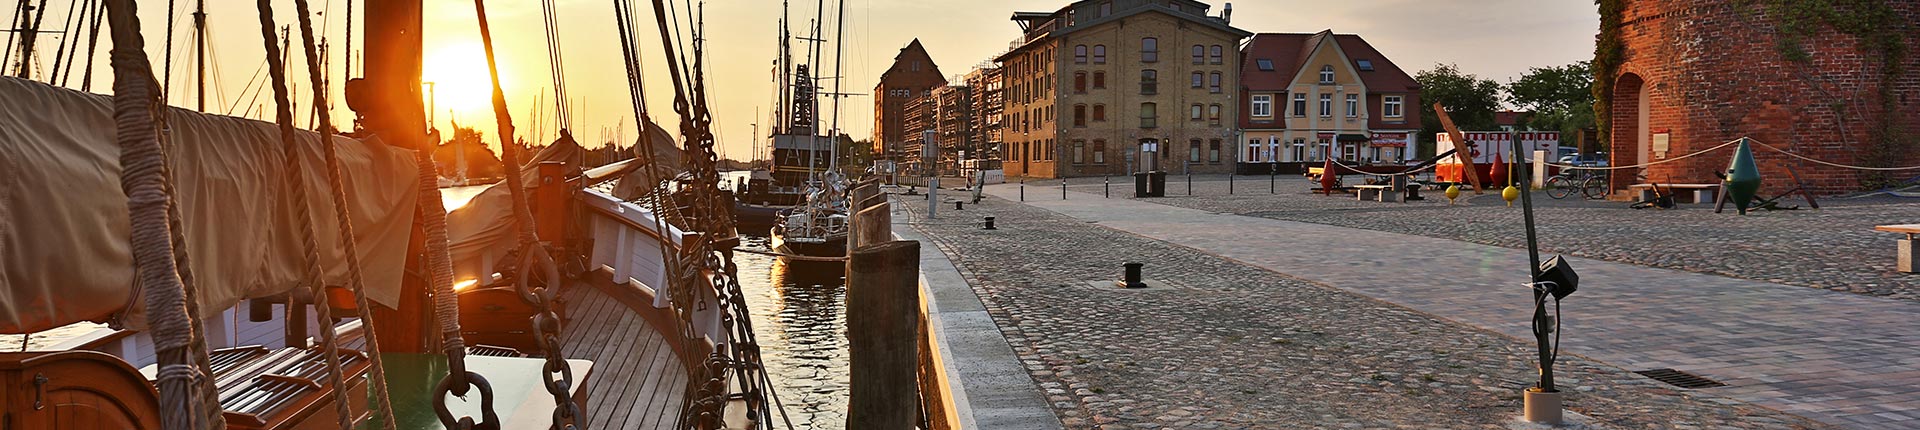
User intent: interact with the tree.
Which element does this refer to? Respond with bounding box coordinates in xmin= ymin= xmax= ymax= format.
xmin=1416 ymin=63 xmax=1503 ymax=157
xmin=837 ymin=134 xmax=873 ymax=174
xmin=1507 ymin=61 xmax=1596 ymax=148
xmin=433 ymin=125 xmax=506 ymax=180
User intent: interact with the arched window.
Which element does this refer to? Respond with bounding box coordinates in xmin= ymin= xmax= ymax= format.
xmin=1074 ymin=45 xmax=1088 ymax=64
xmin=1190 ymin=104 xmax=1203 ymax=121
xmin=1192 ymin=45 xmax=1205 ymax=64
xmin=1140 ymin=37 xmax=1158 ymax=62
xmin=1140 ymin=69 xmax=1158 ymax=95
xmin=1208 ymin=72 xmax=1222 ymax=93
xmin=1319 ymin=65 xmax=1335 ymax=84
xmin=1140 ymin=102 xmax=1158 ymax=128
xmin=1074 ymin=71 xmax=1087 ymax=93
xmin=1092 ymin=104 xmax=1107 ymax=121
xmin=1073 ymin=104 xmax=1087 ymax=127
xmin=1092 ymin=45 xmax=1107 ymax=64
xmin=1092 ymin=71 xmax=1106 ymax=88
xmin=1191 ymin=72 xmax=1204 ymax=88
xmin=1208 ymin=104 xmax=1222 ymax=122
xmin=1209 ymin=45 xmax=1224 ymax=64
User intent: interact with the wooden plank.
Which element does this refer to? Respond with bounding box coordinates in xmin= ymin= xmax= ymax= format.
xmin=1876 ymin=224 xmax=1920 ymax=234
xmin=584 ymin=305 xmax=650 ymax=429
xmin=611 ymin=322 xmax=673 ymax=429
xmin=631 ymin=341 xmax=686 ymax=430
xmin=1431 ymin=103 xmax=1485 ymax=193
xmin=573 ymin=290 xmax=644 ymax=429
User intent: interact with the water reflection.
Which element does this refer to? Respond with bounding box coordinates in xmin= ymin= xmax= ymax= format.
xmin=737 ymin=235 xmax=849 ymax=429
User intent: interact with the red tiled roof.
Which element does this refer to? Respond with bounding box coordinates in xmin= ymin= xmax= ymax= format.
xmin=1239 ymin=31 xmax=1422 ymax=131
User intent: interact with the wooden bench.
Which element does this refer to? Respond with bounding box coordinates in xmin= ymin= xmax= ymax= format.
xmin=1875 ymin=224 xmax=1920 ymax=273
xmin=1354 ymin=184 xmax=1399 ymax=202
xmin=1629 ymin=183 xmax=1720 ymax=204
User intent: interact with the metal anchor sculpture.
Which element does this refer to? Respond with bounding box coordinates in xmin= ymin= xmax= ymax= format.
xmin=1724 ymin=138 xmax=1762 ymax=215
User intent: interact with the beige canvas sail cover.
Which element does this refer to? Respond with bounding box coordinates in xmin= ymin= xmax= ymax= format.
xmin=0 ymin=77 xmax=415 ymax=333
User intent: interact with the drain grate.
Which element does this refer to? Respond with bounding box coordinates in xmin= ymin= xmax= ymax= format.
xmin=1634 ymin=368 xmax=1726 ymax=389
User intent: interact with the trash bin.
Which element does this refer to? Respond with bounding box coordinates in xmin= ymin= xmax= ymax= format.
xmin=1148 ymin=171 xmax=1167 ymax=197
xmin=1134 ymin=172 xmax=1151 ymax=197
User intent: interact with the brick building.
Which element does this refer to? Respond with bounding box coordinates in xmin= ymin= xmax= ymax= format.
xmin=899 ymin=91 xmax=937 ymax=174
xmin=1237 ymin=31 xmax=1421 ymax=174
xmin=999 ymin=0 xmax=1250 ymax=178
xmin=1603 ymin=0 xmax=1920 ymax=194
xmin=873 ymin=39 xmax=949 ymax=166
xmin=933 ymin=84 xmax=973 ymax=172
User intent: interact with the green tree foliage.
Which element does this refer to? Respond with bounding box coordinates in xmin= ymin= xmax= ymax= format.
xmin=1416 ymin=63 xmax=1503 ymax=156
xmin=433 ymin=126 xmax=506 ymax=180
xmin=1507 ymin=61 xmax=1596 ymax=144
xmin=838 ymin=134 xmax=873 ymax=173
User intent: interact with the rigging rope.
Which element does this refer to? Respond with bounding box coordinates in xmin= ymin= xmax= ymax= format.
xmin=538 ymin=0 xmax=568 ymax=130
xmin=103 ymin=0 xmax=210 ymax=427
xmin=78 ymin=0 xmax=101 ymax=90
xmin=288 ymin=0 xmax=399 ymax=424
xmin=250 ymin=0 xmax=360 ymax=427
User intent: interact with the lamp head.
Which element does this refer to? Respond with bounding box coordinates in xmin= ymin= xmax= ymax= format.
xmin=1536 ymin=255 xmax=1579 ymax=300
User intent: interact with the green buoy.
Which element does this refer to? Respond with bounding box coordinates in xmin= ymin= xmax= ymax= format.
xmin=1724 ymin=138 xmax=1762 ymax=214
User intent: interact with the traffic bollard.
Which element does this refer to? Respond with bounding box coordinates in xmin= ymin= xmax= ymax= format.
xmin=983 ymin=216 xmax=997 ymax=230
xmin=1104 ymin=176 xmax=1110 ymax=198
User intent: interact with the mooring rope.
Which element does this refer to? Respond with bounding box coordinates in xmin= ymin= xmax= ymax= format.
xmin=1325 ymin=158 xmax=1441 ymax=177
xmin=1748 ymin=139 xmax=1920 ymax=171
xmin=1541 ymin=138 xmax=1745 ymax=171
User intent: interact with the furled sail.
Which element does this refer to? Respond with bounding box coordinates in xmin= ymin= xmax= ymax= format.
xmin=0 ymin=77 xmax=416 ymax=333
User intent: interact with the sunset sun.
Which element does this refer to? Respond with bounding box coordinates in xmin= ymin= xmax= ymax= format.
xmin=422 ymin=42 xmax=511 ymax=118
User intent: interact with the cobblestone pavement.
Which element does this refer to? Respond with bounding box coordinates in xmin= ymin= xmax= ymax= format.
xmin=1000 ymin=174 xmax=1920 ymax=300
xmin=900 ymin=192 xmax=1829 ymax=429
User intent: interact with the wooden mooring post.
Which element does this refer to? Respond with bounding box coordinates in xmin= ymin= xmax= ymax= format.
xmin=847 ymin=240 xmax=923 ymax=429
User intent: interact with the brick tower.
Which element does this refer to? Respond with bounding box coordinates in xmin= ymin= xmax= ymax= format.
xmin=1600 ymin=0 xmax=1920 ymax=194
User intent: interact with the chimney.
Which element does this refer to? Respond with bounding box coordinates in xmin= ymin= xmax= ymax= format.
xmin=1222 ymin=3 xmax=1233 ymax=24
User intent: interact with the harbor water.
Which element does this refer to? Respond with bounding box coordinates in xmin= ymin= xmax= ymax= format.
xmin=736 ymin=234 xmax=852 ymax=429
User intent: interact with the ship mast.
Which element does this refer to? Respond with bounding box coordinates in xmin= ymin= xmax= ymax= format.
xmin=192 ymin=0 xmax=204 ymax=111
xmin=825 ymin=0 xmax=843 ymax=173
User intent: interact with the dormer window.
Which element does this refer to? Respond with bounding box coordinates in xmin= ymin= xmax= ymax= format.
xmin=1356 ymin=59 xmax=1375 ymax=71
xmin=1319 ymin=65 xmax=1335 ymax=84
xmin=1255 ymin=59 xmax=1274 ymax=71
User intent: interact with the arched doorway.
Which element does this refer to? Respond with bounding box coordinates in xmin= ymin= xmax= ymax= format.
xmin=1610 ymin=73 xmax=1647 ymax=191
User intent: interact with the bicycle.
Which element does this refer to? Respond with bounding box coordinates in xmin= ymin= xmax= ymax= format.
xmin=1543 ymin=168 xmax=1608 ymax=200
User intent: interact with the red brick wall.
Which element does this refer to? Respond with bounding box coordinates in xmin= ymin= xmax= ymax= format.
xmin=1607 ymin=0 xmax=1920 ymax=195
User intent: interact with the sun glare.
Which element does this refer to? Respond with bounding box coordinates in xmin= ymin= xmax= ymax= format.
xmin=423 ymin=42 xmax=510 ymax=117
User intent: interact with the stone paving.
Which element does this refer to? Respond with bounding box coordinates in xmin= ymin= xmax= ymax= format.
xmin=899 ymin=190 xmax=1829 ymax=429
xmin=1001 ymin=174 xmax=1920 ymax=300
xmin=978 ymin=183 xmax=1920 ymax=429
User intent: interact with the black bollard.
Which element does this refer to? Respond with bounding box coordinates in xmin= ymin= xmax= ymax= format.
xmin=1187 ymin=174 xmax=1193 ymax=195
xmin=982 ymin=216 xmax=997 ymax=230
xmin=1104 ymin=176 xmax=1110 ymax=198
xmin=1116 ymin=262 xmax=1147 ymax=289
xmin=1229 ymin=174 xmax=1235 ymax=194
xmin=1020 ymin=180 xmax=1025 ymax=202
xmin=1062 ymin=179 xmax=1068 ymax=200
xmin=955 ymin=201 xmax=964 ymax=210
xmin=1270 ymin=171 xmax=1276 ymax=194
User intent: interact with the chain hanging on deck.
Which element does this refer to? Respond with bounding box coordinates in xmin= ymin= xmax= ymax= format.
xmin=459 ymin=1 xmax=579 ymax=429
xmin=642 ymin=0 xmax=776 ymax=427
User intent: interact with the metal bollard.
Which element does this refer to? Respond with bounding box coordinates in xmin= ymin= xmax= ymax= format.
xmin=982 ymin=216 xmax=996 ymax=230
xmin=955 ymin=201 xmax=964 ymax=210
xmin=1062 ymin=179 xmax=1068 ymax=200
xmin=1229 ymin=174 xmax=1235 ymax=194
xmin=1020 ymin=179 xmax=1025 ymax=202
xmin=1104 ymin=176 xmax=1110 ymax=198
xmin=1116 ymin=262 xmax=1147 ymax=289
xmin=1270 ymin=171 xmax=1276 ymax=194
xmin=1187 ymin=174 xmax=1192 ymax=195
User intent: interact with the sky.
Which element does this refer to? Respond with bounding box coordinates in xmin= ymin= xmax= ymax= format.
xmin=8 ymin=0 xmax=1598 ymax=160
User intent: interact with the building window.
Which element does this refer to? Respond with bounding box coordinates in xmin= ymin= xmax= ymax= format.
xmin=1192 ymin=45 xmax=1204 ymax=64
xmin=1247 ymin=139 xmax=1262 ymax=162
xmin=1345 ymin=94 xmax=1358 ymax=117
xmin=1074 ymin=71 xmax=1087 ymax=93
xmin=1092 ymin=71 xmax=1106 ymax=88
xmin=913 ymin=61 xmax=922 ymax=72
xmin=1209 ymin=139 xmax=1222 ymax=163
xmin=1251 ymin=95 xmax=1272 ymax=117
xmin=1383 ymin=95 xmax=1404 ymax=117
xmin=1190 ymin=104 xmax=1203 ymax=121
xmin=1092 ymin=45 xmax=1107 ymax=64
xmin=1319 ymin=65 xmax=1334 ymax=84
xmin=1208 ymin=104 xmax=1221 ymax=123
xmin=1093 ymin=139 xmax=1107 ymax=163
xmin=1208 ymin=72 xmax=1221 ymax=93
xmin=1099 ymin=1 xmax=1111 ymax=17
xmin=1140 ymin=37 xmax=1158 ymax=63
xmin=1189 ymin=139 xmax=1202 ymax=162
xmin=1074 ymin=45 xmax=1088 ymax=64
xmin=1256 ymin=59 xmax=1274 ymax=71
xmin=1356 ymin=59 xmax=1374 ymax=71
xmin=1293 ymin=93 xmax=1307 ymax=117
xmin=1140 ymin=69 xmax=1157 ymax=94
xmin=1139 ymin=102 xmax=1157 ymax=128
xmin=1191 ymin=72 xmax=1203 ymax=88
xmin=1073 ymin=140 xmax=1086 ymax=164
xmin=1092 ymin=104 xmax=1106 ymax=121
xmin=1209 ymin=45 xmax=1223 ymax=64
xmin=1319 ymin=93 xmax=1332 ymax=117
xmin=1074 ymin=104 xmax=1087 ymax=127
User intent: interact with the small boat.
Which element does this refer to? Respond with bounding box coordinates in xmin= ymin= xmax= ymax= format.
xmin=770 ymin=174 xmax=851 ymax=257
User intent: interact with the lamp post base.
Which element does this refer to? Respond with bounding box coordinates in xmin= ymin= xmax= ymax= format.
xmin=1523 ymin=388 xmax=1563 ymax=425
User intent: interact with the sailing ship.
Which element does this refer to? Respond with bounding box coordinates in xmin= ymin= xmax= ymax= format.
xmin=0 ymin=0 xmax=783 ymax=428
xmin=758 ymin=0 xmax=854 ymax=257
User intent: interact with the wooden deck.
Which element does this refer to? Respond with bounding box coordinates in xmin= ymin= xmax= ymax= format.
xmin=558 ymin=280 xmax=690 ymax=430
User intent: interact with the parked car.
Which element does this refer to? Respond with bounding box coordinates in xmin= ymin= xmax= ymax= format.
xmin=1558 ymin=152 xmax=1609 ymax=167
